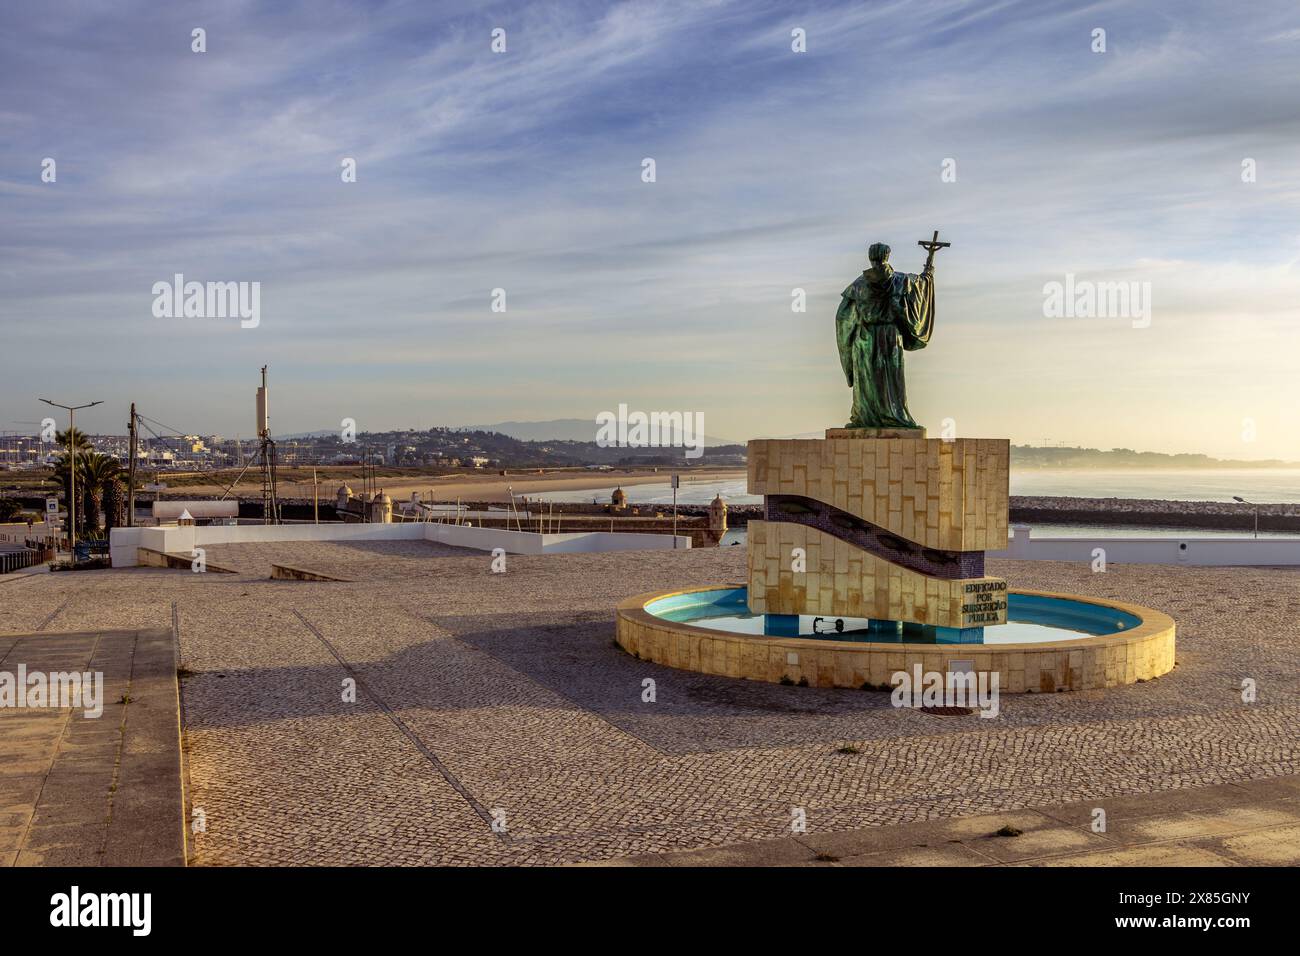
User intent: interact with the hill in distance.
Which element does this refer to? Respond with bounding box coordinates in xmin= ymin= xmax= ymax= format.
xmin=468 ymin=419 xmax=740 ymax=447
xmin=1012 ymin=446 xmax=1298 ymax=469
xmin=272 ymin=424 xmax=1294 ymax=469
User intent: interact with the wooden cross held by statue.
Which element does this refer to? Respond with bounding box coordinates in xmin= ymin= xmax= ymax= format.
xmin=918 ymin=230 xmax=950 ymax=269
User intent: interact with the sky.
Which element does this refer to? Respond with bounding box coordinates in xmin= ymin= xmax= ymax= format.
xmin=2 ymin=0 xmax=1299 ymax=460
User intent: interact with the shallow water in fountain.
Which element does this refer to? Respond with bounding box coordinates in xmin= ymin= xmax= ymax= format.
xmin=646 ymin=589 xmax=1140 ymax=645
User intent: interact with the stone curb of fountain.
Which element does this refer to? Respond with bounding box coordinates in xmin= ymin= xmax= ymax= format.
xmin=616 ymin=585 xmax=1176 ymax=692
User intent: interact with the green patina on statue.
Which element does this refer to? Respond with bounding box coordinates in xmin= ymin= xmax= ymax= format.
xmin=835 ymin=232 xmax=949 ymax=429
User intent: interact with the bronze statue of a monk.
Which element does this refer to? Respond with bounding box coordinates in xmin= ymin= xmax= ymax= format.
xmin=835 ymin=239 xmax=943 ymax=429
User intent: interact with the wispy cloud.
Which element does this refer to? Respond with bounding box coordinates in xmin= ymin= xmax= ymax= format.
xmin=2 ymin=0 xmax=1298 ymax=458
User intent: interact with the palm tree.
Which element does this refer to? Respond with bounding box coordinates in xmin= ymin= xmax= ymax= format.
xmin=50 ymin=454 xmax=83 ymax=532
xmin=49 ymin=427 xmax=94 ymax=533
xmin=102 ymin=475 xmax=126 ymax=531
xmin=56 ymin=427 xmax=92 ymax=454
xmin=77 ymin=454 xmax=123 ymax=536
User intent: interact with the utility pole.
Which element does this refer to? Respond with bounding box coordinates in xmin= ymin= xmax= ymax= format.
xmin=40 ymin=398 xmax=102 ymax=555
xmin=127 ymin=403 xmax=138 ymax=527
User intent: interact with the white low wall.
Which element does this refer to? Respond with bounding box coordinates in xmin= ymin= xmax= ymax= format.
xmin=541 ymin=531 xmax=691 ymax=553
xmin=426 ymin=524 xmax=688 ymax=554
xmin=426 ymin=523 xmax=548 ymax=554
xmin=109 ymin=528 xmax=139 ymax=567
xmin=196 ymin=523 xmax=427 ymax=545
xmin=110 ymin=520 xmax=688 ymax=566
xmin=153 ymin=500 xmax=240 ymax=519
xmin=991 ymin=526 xmax=1300 ymax=567
xmin=110 ymin=526 xmax=197 ymax=566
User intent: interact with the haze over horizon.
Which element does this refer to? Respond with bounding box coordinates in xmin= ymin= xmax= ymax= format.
xmin=4 ymin=0 xmax=1299 ymax=461
xmin=38 ymin=414 xmax=1300 ymax=468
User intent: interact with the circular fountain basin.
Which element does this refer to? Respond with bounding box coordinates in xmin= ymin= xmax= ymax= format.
xmin=616 ymin=585 xmax=1175 ymax=692
xmin=645 ymin=588 xmax=1140 ymax=643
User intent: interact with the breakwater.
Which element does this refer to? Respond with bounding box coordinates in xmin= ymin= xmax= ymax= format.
xmin=1010 ymin=495 xmax=1300 ymax=532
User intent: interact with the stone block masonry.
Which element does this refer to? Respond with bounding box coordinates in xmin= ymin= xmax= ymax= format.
xmin=748 ymin=436 xmax=1009 ymax=552
xmin=747 ymin=435 xmax=1010 ymax=627
xmin=747 ymin=521 xmax=1006 ymax=629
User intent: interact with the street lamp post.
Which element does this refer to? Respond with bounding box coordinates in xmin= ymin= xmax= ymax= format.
xmin=1232 ymin=495 xmax=1259 ymax=539
xmin=39 ymin=399 xmax=102 ymax=555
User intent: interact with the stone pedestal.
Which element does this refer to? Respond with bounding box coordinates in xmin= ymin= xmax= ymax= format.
xmin=746 ymin=433 xmax=1010 ymax=629
xmin=825 ymin=427 xmax=926 ymax=440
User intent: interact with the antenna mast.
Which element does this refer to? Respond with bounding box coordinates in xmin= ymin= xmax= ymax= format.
xmin=257 ymin=366 xmax=280 ymax=524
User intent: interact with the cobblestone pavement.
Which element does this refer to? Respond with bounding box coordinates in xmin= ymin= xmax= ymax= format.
xmin=0 ymin=544 xmax=1296 ymax=865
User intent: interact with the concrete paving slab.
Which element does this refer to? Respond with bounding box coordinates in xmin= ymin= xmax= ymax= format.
xmin=1228 ymin=775 xmax=1300 ymax=802
xmin=1197 ymin=823 xmax=1300 ymax=865
xmin=1026 ymin=843 xmax=1236 ymax=867
xmin=609 ymin=776 xmax=1300 ymax=867
xmin=965 ymin=825 xmax=1114 ymax=863
xmin=1101 ymin=806 xmax=1300 ymax=846
xmin=835 ymin=843 xmax=995 ymax=867
xmin=0 ymin=628 xmax=185 ymax=867
xmin=602 ymin=836 xmax=816 ymax=867
xmin=1036 ymin=783 xmax=1263 ymax=828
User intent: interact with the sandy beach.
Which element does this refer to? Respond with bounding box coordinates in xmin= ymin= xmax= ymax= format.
xmin=170 ymin=467 xmax=748 ymax=503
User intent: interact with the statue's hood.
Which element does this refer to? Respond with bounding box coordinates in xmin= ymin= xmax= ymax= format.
xmin=843 ymin=263 xmax=894 ymax=299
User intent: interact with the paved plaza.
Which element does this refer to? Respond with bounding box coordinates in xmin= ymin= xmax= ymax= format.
xmin=0 ymin=541 xmax=1297 ymax=865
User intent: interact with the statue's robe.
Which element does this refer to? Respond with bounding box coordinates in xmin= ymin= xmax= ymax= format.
xmin=835 ymin=262 xmax=934 ymax=429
